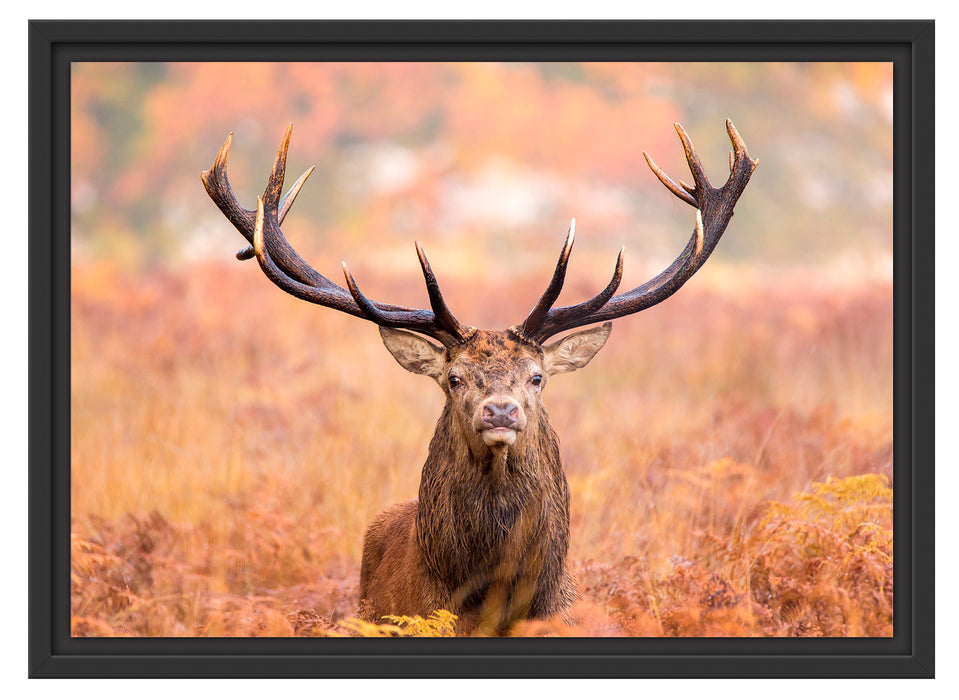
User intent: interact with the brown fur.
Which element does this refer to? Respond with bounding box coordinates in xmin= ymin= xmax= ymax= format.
xmin=359 ymin=326 xmax=609 ymax=634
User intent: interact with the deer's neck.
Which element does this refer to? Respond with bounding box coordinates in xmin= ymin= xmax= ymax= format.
xmin=415 ymin=403 xmax=570 ymax=597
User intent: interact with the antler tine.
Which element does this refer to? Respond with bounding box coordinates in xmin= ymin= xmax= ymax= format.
xmin=201 ymin=132 xmax=255 ymax=235
xmin=278 ymin=166 xmax=316 ymax=223
xmin=261 ymin=123 xmax=291 ymax=209
xmin=237 ymin=164 xmax=316 ymax=260
xmin=236 ymin=122 xmax=302 ymax=261
xmin=673 ymin=122 xmax=713 ymax=195
xmin=519 ymin=220 xmax=576 ymax=337
xmin=525 ymin=247 xmax=624 ymax=343
xmin=341 ymin=261 xmax=391 ymax=323
xmin=341 ymin=254 xmax=468 ymax=347
xmin=515 ymin=121 xmax=755 ymax=344
xmin=249 ymin=196 xmax=358 ymax=316
xmin=723 ymin=118 xmax=759 ymax=195
xmin=415 ymin=241 xmax=474 ymax=340
xmin=642 ymin=151 xmax=697 ymax=208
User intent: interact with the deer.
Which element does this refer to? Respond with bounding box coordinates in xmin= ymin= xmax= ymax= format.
xmin=201 ymin=120 xmax=757 ymax=634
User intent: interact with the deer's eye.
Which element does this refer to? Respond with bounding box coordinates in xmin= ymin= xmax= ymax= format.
xmin=530 ymin=374 xmax=543 ymax=387
xmin=448 ymin=374 xmax=463 ymax=390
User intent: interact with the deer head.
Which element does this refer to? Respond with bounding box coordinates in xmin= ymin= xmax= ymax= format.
xmin=379 ymin=324 xmax=609 ymax=456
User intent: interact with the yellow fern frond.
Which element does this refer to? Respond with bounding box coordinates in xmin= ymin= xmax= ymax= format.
xmin=340 ymin=609 xmax=458 ymax=637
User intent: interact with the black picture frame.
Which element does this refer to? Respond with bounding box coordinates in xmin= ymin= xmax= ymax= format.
xmin=29 ymin=19 xmax=935 ymax=678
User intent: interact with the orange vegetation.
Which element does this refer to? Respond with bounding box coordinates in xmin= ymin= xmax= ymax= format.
xmin=70 ymin=260 xmax=893 ymax=637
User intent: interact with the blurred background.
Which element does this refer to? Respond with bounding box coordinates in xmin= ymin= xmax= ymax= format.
xmin=70 ymin=62 xmax=894 ymax=637
xmin=71 ymin=62 xmax=892 ymax=282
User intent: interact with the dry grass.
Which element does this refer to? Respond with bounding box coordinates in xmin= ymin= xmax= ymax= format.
xmin=70 ymin=258 xmax=893 ymax=637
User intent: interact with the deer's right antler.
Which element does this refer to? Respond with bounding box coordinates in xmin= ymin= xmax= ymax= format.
xmin=201 ymin=125 xmax=474 ymax=347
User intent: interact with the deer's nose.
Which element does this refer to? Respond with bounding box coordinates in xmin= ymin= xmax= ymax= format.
xmin=482 ymin=401 xmax=520 ymax=429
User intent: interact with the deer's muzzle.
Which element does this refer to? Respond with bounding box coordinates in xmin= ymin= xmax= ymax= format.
xmin=474 ymin=397 xmax=527 ymax=447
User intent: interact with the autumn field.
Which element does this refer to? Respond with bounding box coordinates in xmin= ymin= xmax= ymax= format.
xmin=67 ymin=60 xmax=894 ymax=638
xmin=70 ymin=257 xmax=893 ymax=638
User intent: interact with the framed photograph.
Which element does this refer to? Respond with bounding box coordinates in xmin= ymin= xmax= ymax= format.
xmin=29 ymin=20 xmax=934 ymax=677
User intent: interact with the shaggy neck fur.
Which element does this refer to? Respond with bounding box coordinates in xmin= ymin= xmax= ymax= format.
xmin=415 ymin=400 xmax=571 ymax=621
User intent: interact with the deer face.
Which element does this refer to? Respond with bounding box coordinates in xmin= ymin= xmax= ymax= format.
xmin=379 ymin=324 xmax=612 ymax=455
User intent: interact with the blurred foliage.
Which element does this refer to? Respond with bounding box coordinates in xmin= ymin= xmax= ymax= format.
xmin=70 ymin=261 xmax=893 ymax=636
xmin=71 ymin=61 xmax=893 ymax=271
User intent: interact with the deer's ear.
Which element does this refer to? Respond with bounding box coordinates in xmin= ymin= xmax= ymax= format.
xmin=542 ymin=322 xmax=612 ymax=376
xmin=379 ymin=327 xmax=446 ymax=380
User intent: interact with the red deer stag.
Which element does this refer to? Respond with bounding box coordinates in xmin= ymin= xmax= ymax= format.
xmin=201 ymin=121 xmax=757 ymax=634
